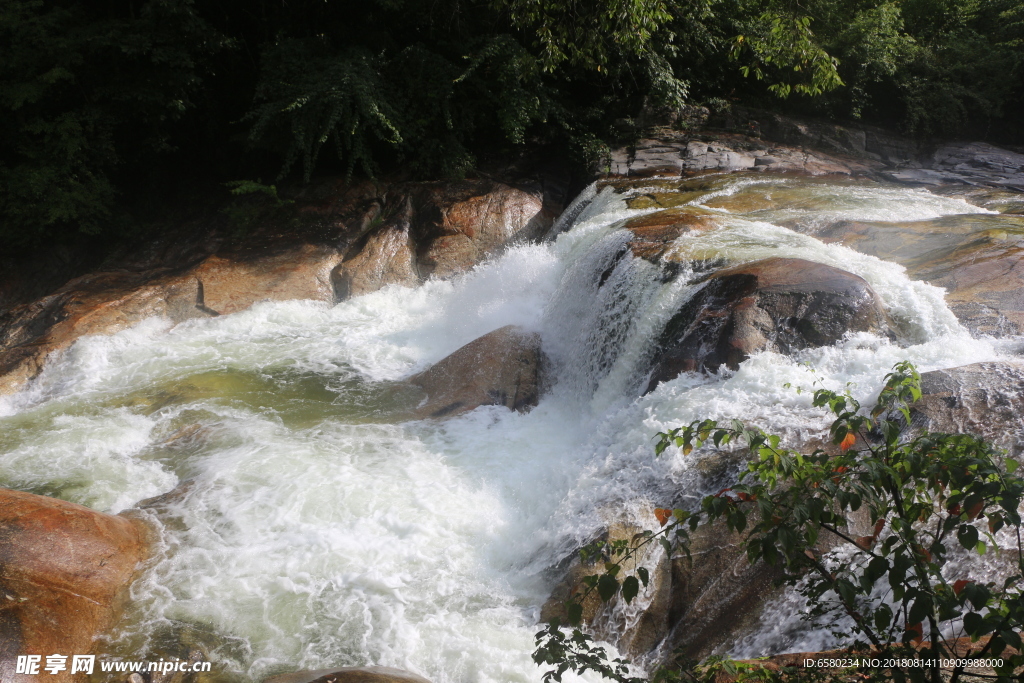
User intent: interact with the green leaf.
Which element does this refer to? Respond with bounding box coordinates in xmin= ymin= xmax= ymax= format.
xmin=963 ymin=611 xmax=986 ymax=637
xmin=621 ymin=576 xmax=640 ymax=604
xmin=958 ymin=524 xmax=979 ymax=550
xmin=597 ymin=574 xmax=619 ymax=602
xmin=566 ymin=601 xmax=583 ymax=626
xmin=637 ymin=566 xmax=650 ymax=587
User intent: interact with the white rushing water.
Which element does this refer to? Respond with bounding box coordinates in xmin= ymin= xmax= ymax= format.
xmin=0 ymin=173 xmax=1017 ymax=681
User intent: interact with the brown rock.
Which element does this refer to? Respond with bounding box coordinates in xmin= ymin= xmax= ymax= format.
xmin=332 ymin=181 xmax=552 ymax=298
xmin=409 ymin=326 xmax=544 ymax=418
xmin=912 ymin=361 xmax=1024 ymax=458
xmin=541 ymin=516 xmax=780 ymax=661
xmin=622 ymin=209 xmax=721 ymax=262
xmin=818 ymin=214 xmax=1024 ymax=336
xmin=646 ymin=258 xmax=889 ymax=390
xmin=332 ymin=198 xmax=420 ymax=299
xmin=264 ymin=666 xmax=432 ymax=683
xmin=0 ymin=179 xmax=558 ymax=396
xmin=0 ymin=488 xmax=150 ymax=683
xmin=660 ymin=521 xmax=784 ymax=661
xmin=416 ymin=183 xmax=550 ymax=279
xmin=0 ymin=243 xmax=344 ymax=395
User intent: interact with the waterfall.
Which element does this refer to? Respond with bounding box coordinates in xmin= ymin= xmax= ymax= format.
xmin=0 ymin=173 xmax=1014 ymax=682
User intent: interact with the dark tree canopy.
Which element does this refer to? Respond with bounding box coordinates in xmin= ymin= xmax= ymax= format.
xmin=1 ymin=0 xmax=1022 ymax=247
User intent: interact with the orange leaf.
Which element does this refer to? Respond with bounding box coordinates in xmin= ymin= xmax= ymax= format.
xmin=953 ymin=579 xmax=969 ymax=595
xmin=906 ymin=622 xmax=923 ymax=646
xmin=967 ymin=501 xmax=984 ymax=520
xmin=873 ymin=519 xmax=885 ymax=538
xmin=654 ymin=508 xmax=672 ymax=526
xmin=840 ymin=433 xmax=856 ymax=452
xmin=948 ymin=503 xmax=962 ymax=516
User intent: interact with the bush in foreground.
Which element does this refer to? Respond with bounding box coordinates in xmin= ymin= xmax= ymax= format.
xmin=535 ymin=361 xmax=1024 ymax=683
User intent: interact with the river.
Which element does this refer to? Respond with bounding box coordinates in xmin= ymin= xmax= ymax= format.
xmin=0 ymin=172 xmax=1018 ymax=682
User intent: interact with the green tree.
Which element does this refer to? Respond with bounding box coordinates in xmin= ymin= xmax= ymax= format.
xmin=0 ymin=0 xmax=224 ymax=245
xmin=535 ymin=362 xmax=1024 ymax=683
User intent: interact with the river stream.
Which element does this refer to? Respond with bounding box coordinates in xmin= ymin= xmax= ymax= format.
xmin=1 ymin=173 xmax=1019 ymax=682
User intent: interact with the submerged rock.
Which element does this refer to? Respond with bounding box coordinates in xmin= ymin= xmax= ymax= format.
xmin=622 ymin=209 xmax=721 ymax=263
xmin=409 ymin=325 xmax=545 ymax=418
xmin=646 ymin=258 xmax=889 ymax=390
xmin=913 ymin=361 xmax=1024 ymax=458
xmin=264 ymin=666 xmax=432 ymax=683
xmin=819 ymin=214 xmax=1024 ymax=336
xmin=0 ymin=488 xmax=150 ymax=683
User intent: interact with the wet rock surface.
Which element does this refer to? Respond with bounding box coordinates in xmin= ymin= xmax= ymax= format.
xmin=0 ymin=179 xmax=561 ymax=395
xmin=264 ymin=666 xmax=432 ymax=683
xmin=884 ymin=142 xmax=1024 ymax=191
xmin=647 ymin=258 xmax=889 ymax=389
xmin=818 ymin=214 xmax=1024 ymax=336
xmin=409 ymin=325 xmax=545 ymax=418
xmin=542 ymin=516 xmax=782 ymax=662
xmin=332 ymin=180 xmax=554 ymax=299
xmin=0 ymin=488 xmax=150 ymax=683
xmin=621 ymin=208 xmax=722 ymax=263
xmin=912 ymin=361 xmax=1024 ymax=458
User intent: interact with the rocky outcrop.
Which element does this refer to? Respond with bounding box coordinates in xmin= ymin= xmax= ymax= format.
xmin=332 ymin=181 xmax=554 ymax=299
xmin=912 ymin=361 xmax=1024 ymax=458
xmin=818 ymin=213 xmax=1024 ymax=336
xmin=0 ymin=488 xmax=150 ymax=683
xmin=0 ymin=180 xmax=560 ymax=396
xmin=610 ymin=108 xmax=1024 ymax=192
xmin=264 ymin=666 xmax=432 ymax=683
xmin=409 ymin=325 xmax=545 ymax=418
xmin=711 ymin=106 xmax=921 ymax=165
xmin=0 ymin=243 xmax=343 ymax=395
xmin=885 ymin=142 xmax=1024 ymax=190
xmin=646 ymin=258 xmax=889 ymax=390
xmin=609 ymin=131 xmax=873 ymax=178
xmin=542 ymin=517 xmax=782 ymax=662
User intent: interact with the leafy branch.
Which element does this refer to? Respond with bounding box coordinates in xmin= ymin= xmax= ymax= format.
xmin=535 ymin=361 xmax=1024 ymax=683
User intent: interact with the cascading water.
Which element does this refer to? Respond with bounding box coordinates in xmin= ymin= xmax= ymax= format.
xmin=1 ymin=173 xmax=1019 ymax=682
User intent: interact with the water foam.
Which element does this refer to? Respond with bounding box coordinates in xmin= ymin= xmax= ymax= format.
xmin=0 ymin=174 xmax=1017 ymax=681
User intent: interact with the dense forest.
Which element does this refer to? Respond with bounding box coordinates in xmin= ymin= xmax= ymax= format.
xmin=2 ymin=0 xmax=1023 ymax=249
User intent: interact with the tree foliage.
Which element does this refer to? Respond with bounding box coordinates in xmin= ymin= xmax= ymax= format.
xmin=535 ymin=362 xmax=1024 ymax=683
xmin=1 ymin=0 xmax=1022 ymax=248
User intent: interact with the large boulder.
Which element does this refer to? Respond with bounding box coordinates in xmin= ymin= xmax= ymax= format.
xmin=541 ymin=517 xmax=781 ymax=662
xmin=912 ymin=361 xmax=1024 ymax=458
xmin=0 ymin=488 xmax=150 ymax=682
xmin=818 ymin=214 xmax=1024 ymax=336
xmin=409 ymin=326 xmax=545 ymax=418
xmin=646 ymin=258 xmax=889 ymax=390
xmin=332 ymin=181 xmax=553 ymax=299
xmin=264 ymin=667 xmax=432 ymax=683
